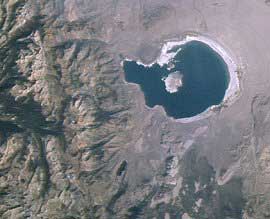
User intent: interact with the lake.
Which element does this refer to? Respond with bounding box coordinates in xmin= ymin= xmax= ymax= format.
xmin=123 ymin=40 xmax=229 ymax=119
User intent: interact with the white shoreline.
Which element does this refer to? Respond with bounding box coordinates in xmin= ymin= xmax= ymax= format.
xmin=122 ymin=34 xmax=241 ymax=123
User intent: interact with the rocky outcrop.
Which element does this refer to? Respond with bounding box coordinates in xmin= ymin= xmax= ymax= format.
xmin=0 ymin=0 xmax=131 ymax=218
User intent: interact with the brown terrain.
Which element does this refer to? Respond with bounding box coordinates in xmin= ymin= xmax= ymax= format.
xmin=1 ymin=0 xmax=270 ymax=218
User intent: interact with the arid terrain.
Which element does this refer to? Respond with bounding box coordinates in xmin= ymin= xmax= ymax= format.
xmin=1 ymin=0 xmax=270 ymax=218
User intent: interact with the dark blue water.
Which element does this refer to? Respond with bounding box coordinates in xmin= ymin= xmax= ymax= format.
xmin=123 ymin=41 xmax=229 ymax=119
